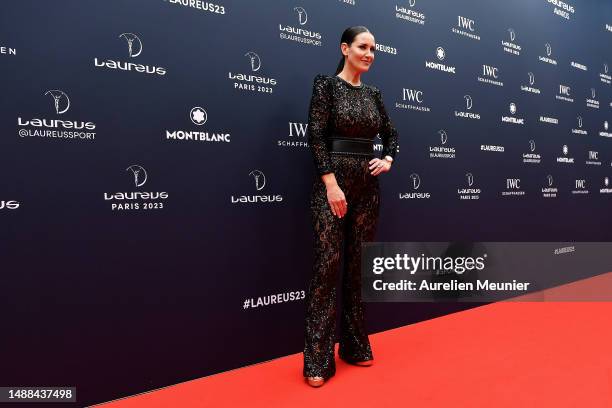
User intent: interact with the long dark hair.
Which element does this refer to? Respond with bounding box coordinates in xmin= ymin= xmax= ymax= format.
xmin=334 ymin=26 xmax=371 ymax=75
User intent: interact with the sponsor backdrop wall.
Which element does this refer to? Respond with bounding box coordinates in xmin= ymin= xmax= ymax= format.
xmin=2 ymin=0 xmax=612 ymax=405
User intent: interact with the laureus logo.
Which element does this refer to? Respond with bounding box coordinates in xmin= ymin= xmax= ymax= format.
xmin=410 ymin=173 xmax=421 ymax=189
xmin=119 ymin=33 xmax=143 ymax=58
xmin=528 ymin=72 xmax=535 ymax=86
xmin=547 ymin=175 xmax=554 ymax=187
xmin=190 ymin=107 xmax=208 ymax=126
xmin=439 ymin=129 xmax=447 ymax=144
xmin=591 ymin=88 xmax=596 ymax=99
xmin=231 ymin=169 xmax=283 ymax=204
xmin=409 ymin=0 xmax=416 ymax=6
xmin=0 ymin=200 xmax=20 ymax=210
xmin=244 ymin=52 xmax=261 ymax=72
xmin=294 ymin=6 xmax=308 ymax=25
xmin=126 ymin=165 xmax=148 ymax=187
xmin=529 ymin=140 xmax=536 ymax=152
xmin=578 ymin=116 xmax=583 ymax=128
xmin=508 ymin=28 xmax=516 ymax=41
xmin=605 ymin=63 xmax=609 ymax=74
xmin=545 ymin=43 xmax=552 ymax=56
xmin=464 ymin=95 xmax=473 ymax=110
xmin=466 ymin=173 xmax=474 ymax=186
xmin=45 ymin=90 xmax=70 ymax=114
xmin=249 ymin=170 xmax=266 ymax=191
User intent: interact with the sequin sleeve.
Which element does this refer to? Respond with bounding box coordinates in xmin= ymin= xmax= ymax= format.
xmin=307 ymin=74 xmax=334 ymax=176
xmin=373 ymin=86 xmax=399 ymax=160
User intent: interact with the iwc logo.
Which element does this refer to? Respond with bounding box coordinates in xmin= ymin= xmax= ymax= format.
xmin=396 ymin=88 xmax=431 ymax=113
xmin=279 ymin=121 xmax=309 ymax=148
xmin=556 ymin=84 xmax=573 ymax=103
xmin=166 ymin=107 xmax=230 ymax=143
xmin=586 ymin=150 xmax=601 ymax=166
xmin=502 ymin=178 xmax=525 ymax=197
xmin=452 ymin=15 xmax=480 ymax=41
xmin=572 ymin=179 xmax=588 ymax=195
xmin=478 ymin=65 xmax=503 ymax=87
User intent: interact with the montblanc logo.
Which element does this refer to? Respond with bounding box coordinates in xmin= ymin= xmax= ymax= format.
xmin=452 ymin=16 xmax=480 ymax=41
xmin=557 ymin=144 xmax=575 ymax=163
xmin=94 ymin=33 xmax=167 ymax=76
xmin=279 ymin=121 xmax=308 ymax=148
xmin=396 ymin=88 xmax=430 ymax=112
xmin=542 ymin=174 xmax=558 ymax=198
xmin=231 ymin=170 xmax=284 ymax=204
xmin=278 ymin=6 xmax=323 ymax=47
xmin=572 ymin=179 xmax=588 ymax=195
xmin=458 ymin=172 xmax=480 ymax=200
xmin=166 ymin=106 xmax=230 ymax=143
xmin=586 ymin=88 xmax=600 ymax=109
xmin=502 ymin=28 xmax=521 ymax=56
xmin=429 ymin=129 xmax=455 ymax=159
xmin=395 ymin=1 xmax=426 ymax=25
xmin=546 ymin=0 xmax=575 ymax=20
xmin=523 ymin=140 xmax=541 ymax=164
xmin=17 ymin=89 xmax=97 ymax=141
xmin=104 ymin=165 xmax=169 ymax=211
xmin=502 ymin=178 xmax=525 ymax=197
xmin=478 ymin=65 xmax=503 ymax=87
xmin=521 ymin=72 xmax=540 ymax=94
xmin=45 ymin=90 xmax=70 ymax=114
xmin=572 ymin=115 xmax=587 ymax=135
xmin=601 ymin=63 xmax=611 ymax=84
xmin=586 ymin=150 xmax=601 ymax=166
xmin=502 ymin=102 xmax=524 ymax=125
xmin=539 ymin=43 xmax=557 ymax=65
xmin=600 ymin=121 xmax=612 ymax=137
xmin=163 ymin=0 xmax=226 ymax=15
xmin=454 ymin=94 xmax=480 ymax=120
xmin=229 ymin=51 xmax=278 ymax=92
xmin=0 ymin=200 xmax=20 ymax=210
xmin=556 ymin=84 xmax=573 ymax=103
xmin=425 ymin=47 xmax=456 ymax=74
xmin=399 ymin=173 xmax=431 ymax=199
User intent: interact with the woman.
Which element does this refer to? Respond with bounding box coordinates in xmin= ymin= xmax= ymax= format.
xmin=303 ymin=26 xmax=399 ymax=387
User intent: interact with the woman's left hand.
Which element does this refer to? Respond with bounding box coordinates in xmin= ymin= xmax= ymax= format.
xmin=369 ymin=158 xmax=391 ymax=176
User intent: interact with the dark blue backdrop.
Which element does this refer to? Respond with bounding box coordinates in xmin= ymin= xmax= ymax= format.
xmin=1 ymin=0 xmax=611 ymax=405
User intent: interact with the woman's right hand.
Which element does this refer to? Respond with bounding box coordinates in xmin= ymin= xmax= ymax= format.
xmin=326 ymin=184 xmax=347 ymax=218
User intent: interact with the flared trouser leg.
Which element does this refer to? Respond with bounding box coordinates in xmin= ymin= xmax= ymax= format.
xmin=303 ymin=155 xmax=379 ymax=379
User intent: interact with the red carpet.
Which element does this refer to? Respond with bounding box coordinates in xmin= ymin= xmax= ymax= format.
xmin=96 ymin=273 xmax=612 ymax=408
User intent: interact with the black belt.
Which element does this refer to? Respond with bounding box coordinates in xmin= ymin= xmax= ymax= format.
xmin=327 ymin=136 xmax=374 ymax=156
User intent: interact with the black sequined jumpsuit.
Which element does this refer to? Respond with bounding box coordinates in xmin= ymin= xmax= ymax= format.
xmin=303 ymin=74 xmax=399 ymax=380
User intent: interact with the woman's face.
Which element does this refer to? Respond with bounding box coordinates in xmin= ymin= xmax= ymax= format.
xmin=342 ymin=32 xmax=375 ymax=73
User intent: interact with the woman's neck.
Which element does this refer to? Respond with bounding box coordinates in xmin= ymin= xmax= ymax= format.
xmin=337 ymin=68 xmax=362 ymax=87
